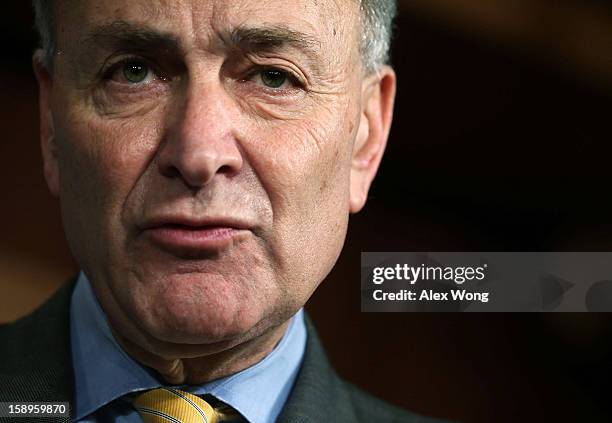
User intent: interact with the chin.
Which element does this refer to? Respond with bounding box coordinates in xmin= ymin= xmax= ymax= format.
xmin=124 ymin=271 xmax=271 ymax=346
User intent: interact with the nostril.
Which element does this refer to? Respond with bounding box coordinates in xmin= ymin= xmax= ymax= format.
xmin=217 ymin=164 xmax=235 ymax=175
xmin=159 ymin=164 xmax=182 ymax=180
xmin=156 ymin=130 xmax=244 ymax=189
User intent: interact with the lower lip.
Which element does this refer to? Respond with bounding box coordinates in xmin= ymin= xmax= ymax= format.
xmin=143 ymin=225 xmax=248 ymax=255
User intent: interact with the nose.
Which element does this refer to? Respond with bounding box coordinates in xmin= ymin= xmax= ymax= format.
xmin=157 ymin=81 xmax=243 ymax=189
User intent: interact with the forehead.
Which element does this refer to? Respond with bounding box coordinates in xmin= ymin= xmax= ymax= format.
xmin=56 ymin=0 xmax=359 ymax=51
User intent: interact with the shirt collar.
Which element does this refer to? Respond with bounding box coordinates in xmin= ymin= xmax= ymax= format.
xmin=70 ymin=272 xmax=306 ymax=423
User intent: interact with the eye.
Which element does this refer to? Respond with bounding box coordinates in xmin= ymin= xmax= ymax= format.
xmin=122 ymin=61 xmax=154 ymax=84
xmin=103 ymin=59 xmax=160 ymax=85
xmin=255 ymin=69 xmax=290 ymax=89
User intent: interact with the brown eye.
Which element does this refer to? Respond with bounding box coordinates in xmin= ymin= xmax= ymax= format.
xmin=122 ymin=61 xmax=151 ymax=84
xmin=260 ymin=70 xmax=288 ymax=88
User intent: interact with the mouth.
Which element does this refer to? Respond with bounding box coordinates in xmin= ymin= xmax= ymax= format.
xmin=140 ymin=217 xmax=252 ymax=257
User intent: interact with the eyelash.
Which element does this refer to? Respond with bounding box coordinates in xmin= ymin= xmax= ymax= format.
xmin=100 ymin=57 xmax=305 ymax=95
xmin=244 ymin=67 xmax=303 ymax=90
xmin=101 ymin=57 xmax=163 ymax=84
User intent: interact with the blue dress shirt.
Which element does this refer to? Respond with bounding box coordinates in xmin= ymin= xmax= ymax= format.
xmin=70 ymin=272 xmax=307 ymax=422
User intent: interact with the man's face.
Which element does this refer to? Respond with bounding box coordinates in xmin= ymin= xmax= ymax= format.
xmin=37 ymin=0 xmax=394 ymax=359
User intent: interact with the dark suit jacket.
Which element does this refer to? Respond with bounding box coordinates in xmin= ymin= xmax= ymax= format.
xmin=0 ymin=281 xmax=451 ymax=423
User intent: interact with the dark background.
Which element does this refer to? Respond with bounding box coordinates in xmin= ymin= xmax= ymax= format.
xmin=2 ymin=1 xmax=612 ymax=422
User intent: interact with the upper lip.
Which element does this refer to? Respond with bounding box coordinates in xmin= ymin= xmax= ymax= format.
xmin=140 ymin=215 xmax=253 ymax=231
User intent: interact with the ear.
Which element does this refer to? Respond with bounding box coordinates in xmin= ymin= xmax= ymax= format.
xmin=349 ymin=65 xmax=396 ymax=213
xmin=33 ymin=50 xmax=60 ymax=197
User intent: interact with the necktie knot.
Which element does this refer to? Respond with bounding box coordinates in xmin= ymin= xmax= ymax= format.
xmin=133 ymin=387 xmax=243 ymax=423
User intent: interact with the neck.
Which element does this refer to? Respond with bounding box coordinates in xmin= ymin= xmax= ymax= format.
xmin=111 ymin=321 xmax=290 ymax=385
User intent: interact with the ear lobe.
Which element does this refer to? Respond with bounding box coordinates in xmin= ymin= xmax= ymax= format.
xmin=349 ymin=66 xmax=396 ymax=213
xmin=33 ymin=50 xmax=60 ymax=198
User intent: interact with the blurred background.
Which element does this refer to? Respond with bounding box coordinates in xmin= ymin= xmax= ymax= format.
xmin=2 ymin=1 xmax=612 ymax=422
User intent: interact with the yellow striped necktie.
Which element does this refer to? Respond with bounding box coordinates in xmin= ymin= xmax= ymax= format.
xmin=133 ymin=388 xmax=243 ymax=423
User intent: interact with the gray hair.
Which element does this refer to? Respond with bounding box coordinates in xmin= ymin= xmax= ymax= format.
xmin=32 ymin=0 xmax=396 ymax=73
xmin=32 ymin=0 xmax=54 ymax=68
xmin=359 ymin=0 xmax=397 ymax=72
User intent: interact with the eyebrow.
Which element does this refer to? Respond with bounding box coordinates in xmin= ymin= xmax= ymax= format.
xmin=228 ymin=25 xmax=321 ymax=57
xmin=83 ymin=20 xmax=323 ymax=70
xmin=85 ymin=20 xmax=180 ymax=52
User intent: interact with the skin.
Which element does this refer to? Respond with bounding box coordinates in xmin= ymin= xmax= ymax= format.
xmin=34 ymin=0 xmax=396 ymax=384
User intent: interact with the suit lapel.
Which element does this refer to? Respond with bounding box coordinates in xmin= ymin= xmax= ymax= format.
xmin=277 ymin=315 xmax=358 ymax=423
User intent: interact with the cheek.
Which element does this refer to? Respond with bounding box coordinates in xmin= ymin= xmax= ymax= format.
xmin=250 ymin=117 xmax=350 ymax=204
xmin=54 ymin=101 xmax=162 ymax=238
xmin=244 ymin=112 xmax=354 ymax=287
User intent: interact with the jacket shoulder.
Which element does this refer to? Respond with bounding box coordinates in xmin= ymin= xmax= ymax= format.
xmin=0 ymin=280 xmax=76 ymax=405
xmin=343 ymin=381 xmax=456 ymax=423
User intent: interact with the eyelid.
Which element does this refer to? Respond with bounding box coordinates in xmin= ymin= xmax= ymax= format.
xmin=100 ymin=55 xmax=165 ymax=82
xmin=244 ymin=52 xmax=309 ymax=81
xmin=246 ymin=66 xmax=305 ymax=90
